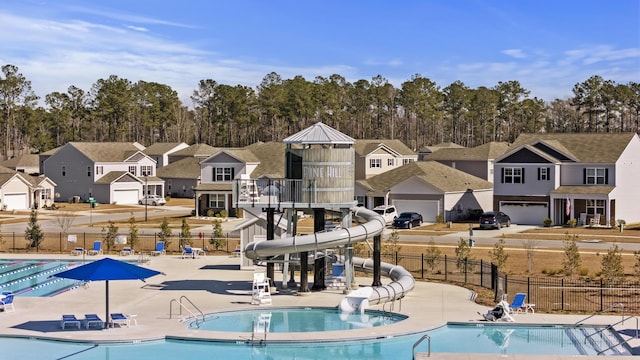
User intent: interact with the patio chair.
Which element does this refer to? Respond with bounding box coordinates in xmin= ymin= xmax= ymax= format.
xmin=182 ymin=245 xmax=196 ymax=259
xmin=71 ymin=247 xmax=84 ymax=255
xmin=120 ymin=247 xmax=134 ymax=256
xmin=87 ymin=241 xmax=103 ymax=255
xmin=507 ymin=293 xmax=527 ymax=314
xmin=0 ymin=292 xmax=15 ymax=312
xmin=151 ymin=241 xmax=165 ymax=256
xmin=590 ymin=213 xmax=601 ymax=227
xmin=84 ymin=313 xmax=104 ymax=329
xmin=110 ymin=313 xmax=132 ymax=327
xmin=61 ymin=314 xmax=81 ymax=329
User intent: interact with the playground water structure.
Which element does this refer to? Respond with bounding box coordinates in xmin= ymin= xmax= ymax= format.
xmin=244 ymin=207 xmax=416 ymax=313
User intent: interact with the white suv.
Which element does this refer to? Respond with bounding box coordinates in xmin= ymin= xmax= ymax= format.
xmin=139 ymin=195 xmax=166 ymax=206
xmin=373 ymin=205 xmax=398 ymax=226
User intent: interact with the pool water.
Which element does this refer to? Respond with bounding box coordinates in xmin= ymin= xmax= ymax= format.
xmin=0 ymin=259 xmax=82 ymax=297
xmin=0 ymin=323 xmax=630 ymax=359
xmin=190 ymin=307 xmax=407 ymax=332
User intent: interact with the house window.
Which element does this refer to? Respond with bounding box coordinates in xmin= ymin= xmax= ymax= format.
xmin=403 ymin=158 xmax=414 ymax=165
xmin=141 ymin=165 xmax=153 ymax=176
xmin=168 ymin=179 xmax=172 ymax=190
xmin=388 ymin=158 xmax=394 ymax=166
xmin=585 ymin=168 xmax=607 ymax=185
xmin=538 ymin=167 xmax=550 ymax=181
xmin=40 ymin=188 xmax=51 ymax=202
xmin=356 ymin=196 xmax=365 ymax=207
xmin=62 ymin=165 xmax=66 ymax=177
xmin=586 ymin=199 xmax=605 ymax=215
xmin=503 ymin=167 xmax=524 ymax=183
xmin=128 ymin=166 xmax=137 ymax=176
xmin=370 ymin=159 xmax=381 ymax=168
xmin=87 ymin=166 xmax=92 ymax=177
xmin=96 ymin=166 xmax=104 ymax=175
xmin=213 ymin=167 xmax=234 ymax=181
xmin=208 ymin=194 xmax=225 ymax=208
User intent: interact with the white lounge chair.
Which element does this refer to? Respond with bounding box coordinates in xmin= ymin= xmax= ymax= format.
xmin=0 ymin=292 xmax=15 ymax=312
xmin=71 ymin=247 xmax=84 ymax=256
xmin=120 ymin=247 xmax=134 ymax=256
xmin=110 ymin=313 xmax=133 ymax=327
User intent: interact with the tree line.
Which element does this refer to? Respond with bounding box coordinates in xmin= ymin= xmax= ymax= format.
xmin=1 ymin=63 xmax=638 ymax=160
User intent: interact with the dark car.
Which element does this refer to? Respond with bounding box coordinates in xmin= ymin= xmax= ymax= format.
xmin=393 ymin=212 xmax=423 ymax=229
xmin=479 ymin=211 xmax=511 ymax=229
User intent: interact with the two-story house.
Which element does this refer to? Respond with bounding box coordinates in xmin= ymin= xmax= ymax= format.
xmin=193 ymin=142 xmax=285 ymax=217
xmin=142 ymin=142 xmax=189 ymax=168
xmin=354 ymin=139 xmax=417 ymax=180
xmin=42 ymin=142 xmax=163 ymax=205
xmin=422 ymin=142 xmax=510 ymax=183
xmin=493 ymin=133 xmax=640 ymax=226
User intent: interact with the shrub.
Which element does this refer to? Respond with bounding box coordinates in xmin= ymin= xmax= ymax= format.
xmin=567 ymin=218 xmax=577 ymax=228
xmin=542 ymin=217 xmax=553 ymax=227
xmin=435 ymin=213 xmax=444 ymax=224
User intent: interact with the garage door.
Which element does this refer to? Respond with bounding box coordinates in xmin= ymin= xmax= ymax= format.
xmin=392 ymin=200 xmax=439 ymax=223
xmin=113 ymin=190 xmax=139 ymax=205
xmin=500 ymin=202 xmax=548 ymax=225
xmin=4 ymin=193 xmax=28 ymax=210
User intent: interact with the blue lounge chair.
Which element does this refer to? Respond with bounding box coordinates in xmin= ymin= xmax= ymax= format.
xmin=0 ymin=292 xmax=15 ymax=312
xmin=110 ymin=313 xmax=132 ymax=327
xmin=87 ymin=241 xmax=103 ymax=255
xmin=182 ymin=245 xmax=196 ymax=259
xmin=84 ymin=313 xmax=104 ymax=329
xmin=61 ymin=314 xmax=81 ymax=329
xmin=151 ymin=241 xmax=165 ymax=256
xmin=508 ymin=293 xmax=527 ymax=313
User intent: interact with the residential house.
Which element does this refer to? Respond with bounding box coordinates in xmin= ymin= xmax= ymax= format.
xmin=493 ymin=133 xmax=640 ymax=226
xmin=167 ymin=143 xmax=217 ymax=164
xmin=142 ymin=142 xmax=189 ymax=168
xmin=41 ymin=142 xmax=163 ymax=205
xmin=354 ymin=139 xmax=417 ymax=179
xmin=157 ymin=157 xmax=201 ymax=198
xmin=356 ymin=161 xmax=494 ymax=222
xmin=0 ymin=165 xmax=56 ymax=210
xmin=422 ymin=142 xmax=510 ymax=183
xmin=0 ymin=154 xmax=40 ymax=175
xmin=194 ymin=142 xmax=285 ymax=217
xmin=417 ymin=142 xmax=465 ymax=161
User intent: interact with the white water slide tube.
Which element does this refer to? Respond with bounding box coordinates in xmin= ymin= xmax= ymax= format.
xmin=243 ymin=207 xmax=415 ymax=313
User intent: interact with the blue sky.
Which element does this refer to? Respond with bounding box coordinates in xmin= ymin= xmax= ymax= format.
xmin=1 ymin=0 xmax=638 ymax=105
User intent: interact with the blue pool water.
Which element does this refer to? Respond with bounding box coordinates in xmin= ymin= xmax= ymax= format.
xmin=0 ymin=259 xmax=83 ymax=297
xmin=190 ymin=307 xmax=407 ymax=332
xmin=0 ymin=323 xmax=629 ymax=359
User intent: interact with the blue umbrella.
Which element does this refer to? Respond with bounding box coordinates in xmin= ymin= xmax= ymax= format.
xmin=55 ymin=257 xmax=163 ymax=328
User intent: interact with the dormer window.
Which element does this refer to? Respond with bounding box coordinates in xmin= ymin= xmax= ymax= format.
xmin=141 ymin=165 xmax=153 ymax=176
xmin=129 ymin=166 xmax=136 ymax=176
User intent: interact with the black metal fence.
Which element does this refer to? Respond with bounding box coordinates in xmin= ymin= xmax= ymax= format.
xmin=356 ymin=250 xmax=640 ymax=314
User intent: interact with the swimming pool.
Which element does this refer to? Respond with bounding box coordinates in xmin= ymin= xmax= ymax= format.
xmin=189 ymin=307 xmax=407 ymax=332
xmin=0 ymin=259 xmax=82 ymax=297
xmin=0 ymin=323 xmax=630 ymax=359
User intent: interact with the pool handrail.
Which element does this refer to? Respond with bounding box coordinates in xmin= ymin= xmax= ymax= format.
xmin=596 ymin=316 xmax=638 ymax=355
xmin=412 ymin=333 xmax=430 ymax=359
xmin=169 ymin=295 xmax=205 ymax=327
xmin=575 ymin=303 xmax=624 ymax=326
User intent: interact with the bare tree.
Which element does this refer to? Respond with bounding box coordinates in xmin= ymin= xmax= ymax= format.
xmin=53 ymin=211 xmax=76 ymax=250
xmin=521 ymin=239 xmax=539 ymax=274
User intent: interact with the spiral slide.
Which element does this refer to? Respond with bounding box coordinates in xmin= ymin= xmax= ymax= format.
xmin=243 ymin=207 xmax=416 ymax=313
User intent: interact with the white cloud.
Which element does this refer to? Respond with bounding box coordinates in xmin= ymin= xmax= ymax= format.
xmin=502 ymin=49 xmax=526 ymax=59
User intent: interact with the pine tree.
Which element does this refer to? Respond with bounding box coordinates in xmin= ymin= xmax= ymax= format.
xmin=424 ymin=240 xmax=442 ymax=272
xmin=128 ymin=213 xmax=139 ymax=249
xmin=562 ymin=233 xmax=581 ymax=278
xmin=455 ymin=237 xmax=473 ymax=272
xmin=489 ymin=239 xmax=509 ymax=271
xmin=600 ymin=243 xmax=624 ymax=282
xmin=102 ymin=220 xmax=119 ymax=252
xmin=158 ymin=217 xmax=173 ymax=248
xmin=25 ymin=209 xmax=44 ymax=248
xmin=209 ymin=219 xmax=225 ymax=250
xmin=179 ymin=218 xmax=191 ymax=247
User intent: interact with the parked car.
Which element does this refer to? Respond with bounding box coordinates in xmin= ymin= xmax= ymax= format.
xmin=138 ymin=194 xmax=166 ymax=206
xmin=393 ymin=212 xmax=423 ymax=229
xmin=479 ymin=211 xmax=511 ymax=229
xmin=373 ymin=205 xmax=398 ymax=226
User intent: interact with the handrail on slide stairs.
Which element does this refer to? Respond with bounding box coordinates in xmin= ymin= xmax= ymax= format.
xmin=169 ymin=295 xmax=205 ymax=327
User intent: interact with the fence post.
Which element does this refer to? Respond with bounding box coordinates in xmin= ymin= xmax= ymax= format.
xmin=12 ymin=232 xmax=15 ymax=253
xmin=395 ymin=251 xmax=398 ymax=265
xmin=480 ymin=259 xmax=483 ymax=287
xmin=60 ymin=232 xmax=62 ymax=253
xmin=421 ymin=253 xmax=424 ymax=279
xmin=600 ymin=278 xmax=604 ymax=312
xmin=444 ymin=255 xmax=447 ymax=281
xmin=561 ymin=278 xmax=565 ymax=311
xmin=464 ymin=258 xmax=468 ymax=283
xmin=527 ymin=277 xmax=530 ymax=299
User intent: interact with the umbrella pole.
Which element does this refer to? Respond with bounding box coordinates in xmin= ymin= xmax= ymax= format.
xmin=105 ymin=280 xmax=109 ymax=329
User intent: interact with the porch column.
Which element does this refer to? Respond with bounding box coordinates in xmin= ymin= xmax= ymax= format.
xmin=606 ymin=198 xmax=611 ymax=226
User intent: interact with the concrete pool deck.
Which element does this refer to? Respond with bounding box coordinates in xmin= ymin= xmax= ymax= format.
xmin=0 ymin=253 xmax=637 ymax=359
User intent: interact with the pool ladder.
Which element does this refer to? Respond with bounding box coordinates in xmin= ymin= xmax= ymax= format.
xmin=411 ymin=334 xmax=430 ymax=359
xmin=575 ymin=303 xmax=639 ymax=355
xmin=169 ymin=296 xmax=205 ymax=327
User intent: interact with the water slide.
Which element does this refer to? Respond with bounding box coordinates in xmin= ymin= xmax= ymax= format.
xmin=243 ymin=207 xmax=415 ymax=313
